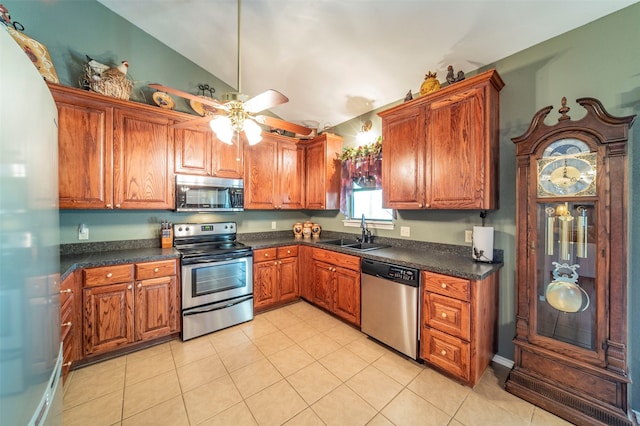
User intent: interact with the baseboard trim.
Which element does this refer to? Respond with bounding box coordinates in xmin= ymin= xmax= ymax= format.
xmin=492 ymin=354 xmax=515 ymax=369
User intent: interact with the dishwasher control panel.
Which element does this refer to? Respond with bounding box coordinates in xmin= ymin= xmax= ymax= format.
xmin=361 ymin=259 xmax=419 ymax=287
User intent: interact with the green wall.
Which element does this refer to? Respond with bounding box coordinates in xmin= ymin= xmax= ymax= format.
xmin=6 ymin=0 xmax=639 ymax=412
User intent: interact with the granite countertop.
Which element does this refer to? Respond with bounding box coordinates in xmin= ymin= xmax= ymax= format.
xmin=238 ymin=232 xmax=502 ymax=281
xmin=60 ymin=231 xmax=502 ymax=281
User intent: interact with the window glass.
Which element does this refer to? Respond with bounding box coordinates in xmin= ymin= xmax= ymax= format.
xmin=352 ymin=186 xmax=393 ymax=221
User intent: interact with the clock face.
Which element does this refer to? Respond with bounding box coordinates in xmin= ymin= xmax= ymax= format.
xmin=537 ymin=152 xmax=596 ymax=197
xmin=542 ymin=138 xmax=590 ymax=157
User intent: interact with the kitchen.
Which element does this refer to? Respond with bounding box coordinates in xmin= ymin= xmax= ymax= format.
xmin=1 ymin=1 xmax=639 ymax=425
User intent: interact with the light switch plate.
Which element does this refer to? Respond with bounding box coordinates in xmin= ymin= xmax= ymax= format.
xmin=78 ymin=224 xmax=89 ymax=240
xmin=400 ymin=226 xmax=410 ymax=237
xmin=465 ymin=230 xmax=473 ymax=243
xmin=271 ymin=221 xmax=277 ymax=230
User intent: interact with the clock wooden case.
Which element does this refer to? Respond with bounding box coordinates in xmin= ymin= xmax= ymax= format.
xmin=505 ymin=97 xmax=635 ymax=425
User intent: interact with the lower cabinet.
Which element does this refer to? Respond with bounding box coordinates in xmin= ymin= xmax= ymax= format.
xmin=253 ymin=246 xmax=299 ymax=311
xmin=420 ymin=270 xmax=498 ymax=386
xmin=311 ymin=248 xmax=361 ymax=326
xmin=60 ymin=271 xmax=80 ymax=382
xmin=82 ymin=259 xmax=179 ymax=357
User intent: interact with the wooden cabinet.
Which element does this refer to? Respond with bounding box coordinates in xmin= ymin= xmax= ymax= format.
xmin=311 ymin=248 xmax=361 ymax=326
xmin=379 ymin=69 xmax=504 ymax=210
xmin=174 ymin=124 xmax=244 ymax=178
xmin=302 ymin=133 xmax=342 ymax=209
xmin=53 ymin=86 xmax=114 ymax=209
xmin=82 ymin=259 xmax=179 ymax=357
xmin=253 ymin=246 xmax=299 ymax=311
xmin=420 ymin=270 xmax=498 ymax=387
xmin=50 ymin=84 xmax=175 ymax=209
xmin=244 ymin=133 xmax=305 ymax=209
xmin=60 ymin=271 xmax=80 ymax=382
xmin=504 ymin=98 xmax=635 ymax=425
xmin=298 ymin=245 xmax=314 ymax=301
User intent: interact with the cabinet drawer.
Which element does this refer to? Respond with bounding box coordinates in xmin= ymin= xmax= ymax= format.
xmin=422 ymin=271 xmax=470 ymax=301
xmin=135 ymin=260 xmax=177 ymax=280
xmin=421 ymin=327 xmax=470 ymax=381
xmin=312 ymin=248 xmax=360 ymax=271
xmin=83 ymin=264 xmax=134 ymax=287
xmin=61 ymin=296 xmax=74 ymax=342
xmin=277 ymin=245 xmax=298 ymax=259
xmin=254 ymin=248 xmax=277 ymax=261
xmin=425 ymin=293 xmax=470 ymax=341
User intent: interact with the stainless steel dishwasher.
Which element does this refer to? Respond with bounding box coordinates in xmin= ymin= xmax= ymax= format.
xmin=361 ymin=258 xmax=420 ymax=360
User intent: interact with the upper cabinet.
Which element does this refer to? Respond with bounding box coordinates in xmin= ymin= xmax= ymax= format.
xmin=244 ymin=133 xmax=305 ymax=209
xmin=174 ymin=124 xmax=244 ymax=179
xmin=379 ymin=70 xmax=504 ymax=210
xmin=302 ymin=133 xmax=342 ymax=210
xmin=50 ymin=84 xmax=175 ymax=209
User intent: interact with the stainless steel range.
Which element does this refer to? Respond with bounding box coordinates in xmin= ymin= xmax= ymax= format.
xmin=174 ymin=222 xmax=253 ymax=340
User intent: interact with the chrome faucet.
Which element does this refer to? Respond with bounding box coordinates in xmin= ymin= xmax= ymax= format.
xmin=360 ymin=214 xmax=371 ymax=243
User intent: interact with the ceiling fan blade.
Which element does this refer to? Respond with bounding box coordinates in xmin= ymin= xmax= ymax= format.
xmin=244 ymin=89 xmax=289 ymax=113
xmin=170 ymin=115 xmax=214 ymax=129
xmin=149 ymin=83 xmax=226 ymax=109
xmin=255 ymin=115 xmax=313 ymax=136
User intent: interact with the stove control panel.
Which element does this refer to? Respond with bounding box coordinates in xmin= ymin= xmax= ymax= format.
xmin=174 ymin=222 xmax=236 ymax=238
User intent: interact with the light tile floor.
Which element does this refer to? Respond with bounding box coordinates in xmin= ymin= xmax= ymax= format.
xmin=63 ymin=301 xmax=573 ymax=425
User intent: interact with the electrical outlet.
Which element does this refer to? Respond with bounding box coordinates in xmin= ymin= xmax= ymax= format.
xmin=78 ymin=224 xmax=89 ymax=240
xmin=271 ymin=221 xmax=277 ymax=230
xmin=465 ymin=230 xmax=473 ymax=243
xmin=400 ymin=226 xmax=410 ymax=237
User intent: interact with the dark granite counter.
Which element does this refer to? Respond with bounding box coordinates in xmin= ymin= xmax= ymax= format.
xmin=60 ymin=231 xmax=502 ymax=281
xmin=238 ymin=231 xmax=502 ymax=281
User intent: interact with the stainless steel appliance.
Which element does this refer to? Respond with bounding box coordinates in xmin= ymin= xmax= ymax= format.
xmin=0 ymin=29 xmax=62 ymax=425
xmin=361 ymin=259 xmax=420 ymax=359
xmin=175 ymin=174 xmax=244 ymax=212
xmin=174 ymin=222 xmax=253 ymax=340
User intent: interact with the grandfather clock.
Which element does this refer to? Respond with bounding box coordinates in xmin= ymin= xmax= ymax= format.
xmin=505 ymin=97 xmax=635 ymax=425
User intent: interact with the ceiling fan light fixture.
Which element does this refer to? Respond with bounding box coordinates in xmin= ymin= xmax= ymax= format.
xmin=210 ymin=115 xmax=234 ymax=144
xmin=244 ymin=118 xmax=263 ymax=145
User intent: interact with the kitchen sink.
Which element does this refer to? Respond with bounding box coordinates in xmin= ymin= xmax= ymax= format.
xmin=319 ymin=239 xmax=389 ymax=251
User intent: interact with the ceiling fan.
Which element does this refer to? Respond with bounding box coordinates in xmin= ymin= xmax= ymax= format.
xmin=149 ymin=0 xmax=312 ymax=146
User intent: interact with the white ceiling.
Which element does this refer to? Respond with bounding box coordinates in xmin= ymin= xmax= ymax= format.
xmin=97 ymin=0 xmax=636 ymax=130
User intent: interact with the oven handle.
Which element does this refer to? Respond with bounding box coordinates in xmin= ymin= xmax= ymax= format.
xmin=182 ymin=295 xmax=253 ymax=316
xmin=181 ymin=253 xmax=253 ymax=265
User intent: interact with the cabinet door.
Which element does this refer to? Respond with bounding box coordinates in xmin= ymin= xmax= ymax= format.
xmin=114 ymin=109 xmax=174 ymax=209
xmin=278 ymin=256 xmax=299 ymax=303
xmin=305 ymin=134 xmax=342 ymax=210
xmin=55 ymin=94 xmax=114 ymax=208
xmin=312 ymin=260 xmax=334 ymax=311
xmin=61 ymin=271 xmax=80 ymax=382
xmin=278 ymin=142 xmax=305 ymax=209
xmin=298 ymin=245 xmax=314 ymax=301
xmin=174 ymin=126 xmax=212 ymax=176
xmin=333 ymin=266 xmax=361 ymax=326
xmin=426 ymin=88 xmax=485 ymax=208
xmin=254 ymin=260 xmax=278 ymax=309
xmin=244 ymin=137 xmax=278 ymax=209
xmin=135 ymin=276 xmax=177 ymax=341
xmin=381 ymin=109 xmax=426 ymax=209
xmin=83 ymin=282 xmax=134 ymax=355
xmin=305 ymin=142 xmax=326 ymax=209
xmin=213 ymin=135 xmax=244 ymax=178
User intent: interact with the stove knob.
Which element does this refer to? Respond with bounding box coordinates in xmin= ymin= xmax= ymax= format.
xmin=177 ymin=227 xmax=183 ymax=232
xmin=185 ymin=226 xmax=190 ymax=232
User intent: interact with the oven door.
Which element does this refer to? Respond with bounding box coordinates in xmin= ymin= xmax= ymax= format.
xmin=181 ymin=256 xmax=253 ymax=310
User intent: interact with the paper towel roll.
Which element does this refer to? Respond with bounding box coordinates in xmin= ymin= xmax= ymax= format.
xmin=472 ymin=226 xmax=494 ymax=262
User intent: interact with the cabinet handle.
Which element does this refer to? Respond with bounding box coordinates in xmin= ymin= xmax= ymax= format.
xmin=154 ymin=268 xmax=159 ymax=273
xmin=418 ymin=203 xmax=423 ymax=208
xmin=127 ymin=285 xmax=132 ymax=290
xmin=287 ymin=250 xmax=291 ymax=254
xmin=106 ymin=273 xmax=113 ymax=278
xmin=425 ymin=203 xmax=430 ymax=208
xmin=63 ymin=361 xmax=72 ymax=367
xmin=274 ymin=261 xmax=278 ymax=265
xmin=106 ymin=203 xmax=112 ymax=208
xmin=62 ymin=321 xmax=72 ymax=327
xmin=264 ymin=253 xmax=270 ymax=257
xmin=441 ymin=283 xmax=447 ymax=289
xmin=440 ymin=349 xmax=447 ymax=356
xmin=441 ymin=312 xmax=447 ymax=319
xmin=137 ymin=283 xmax=142 ymax=288
xmin=115 ymin=204 xmax=121 ymax=209
xmin=60 ymin=289 xmax=72 ymax=294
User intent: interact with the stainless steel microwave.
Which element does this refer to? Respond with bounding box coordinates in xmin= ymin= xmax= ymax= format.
xmin=175 ymin=175 xmax=244 ymax=212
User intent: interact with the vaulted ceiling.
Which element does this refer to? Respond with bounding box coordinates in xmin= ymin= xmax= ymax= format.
xmin=98 ymin=0 xmax=637 ymax=130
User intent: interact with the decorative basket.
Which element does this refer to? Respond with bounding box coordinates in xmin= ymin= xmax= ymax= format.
xmin=83 ymin=63 xmax=133 ymax=100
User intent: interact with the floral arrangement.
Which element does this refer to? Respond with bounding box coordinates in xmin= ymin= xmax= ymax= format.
xmin=337 ymin=136 xmax=382 ymax=161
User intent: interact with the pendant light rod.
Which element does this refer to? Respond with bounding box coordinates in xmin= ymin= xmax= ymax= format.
xmin=237 ymin=0 xmax=242 ymax=93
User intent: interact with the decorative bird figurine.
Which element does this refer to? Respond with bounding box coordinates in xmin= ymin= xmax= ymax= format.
xmin=85 ymin=55 xmax=128 ymax=81
xmin=446 ymin=65 xmax=465 ymax=85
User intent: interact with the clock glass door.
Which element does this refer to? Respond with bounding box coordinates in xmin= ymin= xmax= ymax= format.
xmin=535 ymin=201 xmax=596 ymax=350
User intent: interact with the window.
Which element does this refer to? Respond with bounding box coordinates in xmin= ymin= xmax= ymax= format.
xmin=351 ymin=183 xmax=393 ymax=221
